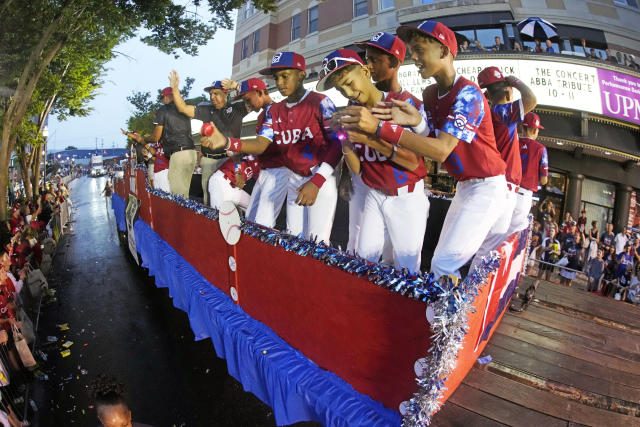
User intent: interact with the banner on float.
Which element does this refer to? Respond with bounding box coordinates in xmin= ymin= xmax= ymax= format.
xmin=125 ymin=195 xmax=141 ymax=264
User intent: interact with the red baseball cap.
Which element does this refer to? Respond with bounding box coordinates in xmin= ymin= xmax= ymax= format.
xmin=161 ymin=87 xmax=172 ymax=97
xmin=316 ymin=49 xmax=365 ymax=91
xmin=356 ymin=32 xmax=406 ymax=62
xmin=477 ymin=66 xmax=505 ymax=89
xmin=523 ymin=112 xmax=544 ymax=129
xmin=234 ymin=78 xmax=267 ymax=100
xmin=259 ymin=52 xmax=306 ymax=75
xmin=396 ymin=20 xmax=458 ymax=58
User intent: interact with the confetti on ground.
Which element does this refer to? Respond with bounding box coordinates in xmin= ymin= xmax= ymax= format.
xmin=57 ymin=323 xmax=70 ymax=331
xmin=62 ymin=341 xmax=73 ymax=348
xmin=60 ymin=349 xmax=71 ymax=358
xmin=47 ymin=336 xmax=58 ymax=342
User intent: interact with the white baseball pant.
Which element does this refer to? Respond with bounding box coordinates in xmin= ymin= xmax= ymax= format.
xmin=431 ymin=175 xmax=508 ymax=280
xmin=357 ymin=184 xmax=429 ymax=273
xmin=153 ymin=169 xmax=170 ymax=193
xmin=208 ymin=170 xmax=251 ymax=211
xmin=246 ymin=166 xmax=337 ymax=244
xmin=469 ymin=182 xmax=516 ymax=273
xmin=347 ymin=173 xmax=367 ymax=253
xmin=509 ymin=188 xmax=533 ymax=233
xmin=285 ymin=168 xmax=337 ymax=244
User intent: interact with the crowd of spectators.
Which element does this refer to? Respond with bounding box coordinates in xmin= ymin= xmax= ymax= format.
xmin=458 ymin=36 xmax=640 ymax=71
xmin=0 ymin=180 xmax=72 ymax=426
xmin=528 ymin=199 xmax=640 ymax=304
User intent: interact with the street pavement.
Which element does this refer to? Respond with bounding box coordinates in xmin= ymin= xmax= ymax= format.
xmin=30 ymin=176 xmax=315 ymax=427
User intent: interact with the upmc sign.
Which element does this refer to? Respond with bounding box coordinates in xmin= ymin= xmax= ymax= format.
xmin=397 ymin=59 xmax=640 ymax=125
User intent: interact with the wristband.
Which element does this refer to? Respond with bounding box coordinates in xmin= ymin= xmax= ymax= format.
xmin=375 ymin=120 xmax=384 ymax=138
xmin=379 ymin=121 xmax=404 ymax=146
xmin=309 ymin=174 xmax=326 ymax=188
xmin=227 ymin=137 xmax=242 ymax=153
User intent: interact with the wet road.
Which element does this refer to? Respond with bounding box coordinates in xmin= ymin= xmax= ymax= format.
xmin=32 ymin=176 xmax=301 ymax=427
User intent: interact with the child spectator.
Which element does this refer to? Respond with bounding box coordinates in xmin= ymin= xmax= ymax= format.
xmin=89 ymin=374 xmax=154 ymax=427
xmin=586 ymin=249 xmax=605 ymax=292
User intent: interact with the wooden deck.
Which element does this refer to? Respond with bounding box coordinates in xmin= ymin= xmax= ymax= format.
xmin=431 ymin=275 xmax=640 ymax=427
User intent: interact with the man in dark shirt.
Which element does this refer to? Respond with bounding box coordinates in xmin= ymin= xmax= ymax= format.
xmin=143 ymin=87 xmax=196 ymax=198
xmin=600 ymin=222 xmax=615 ymax=253
xmin=493 ymin=36 xmax=507 ymax=51
xmin=169 ymin=71 xmax=249 ymax=204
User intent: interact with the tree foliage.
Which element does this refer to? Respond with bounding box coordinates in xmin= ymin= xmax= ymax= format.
xmin=0 ymin=0 xmax=277 ymax=218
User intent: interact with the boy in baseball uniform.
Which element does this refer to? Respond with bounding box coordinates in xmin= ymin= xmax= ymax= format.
xmin=518 ymin=112 xmax=548 ymax=224
xmin=208 ymin=78 xmax=271 ymax=210
xmin=475 ymin=66 xmax=537 ymax=254
xmin=203 ymin=52 xmax=341 ymax=243
xmin=319 ymin=48 xmax=429 ymax=272
xmin=341 ymin=21 xmax=508 ymax=280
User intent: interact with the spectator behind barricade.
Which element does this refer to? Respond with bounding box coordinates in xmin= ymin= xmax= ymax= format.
xmin=537 ymin=199 xmax=555 ymax=226
xmin=532 ymin=221 xmax=542 ymax=243
xmin=534 ymin=40 xmax=543 ymax=52
xmin=561 ymin=212 xmax=573 ymax=234
xmin=545 ymin=40 xmax=555 ymax=53
xmin=600 ymin=222 xmax=615 ymax=253
xmin=587 ymin=248 xmax=605 ymax=292
xmin=559 ymin=227 xmax=580 ymax=287
xmin=513 ymin=42 xmax=522 ymax=52
xmin=617 ymin=263 xmax=633 ymax=301
xmin=616 ymin=244 xmax=635 ymax=278
xmin=89 ymin=374 xmax=154 ymax=427
xmin=577 ymin=209 xmax=587 ymax=233
xmin=538 ymin=228 xmax=561 ymax=281
xmin=9 ymin=206 xmax=23 ymax=236
xmin=614 ymin=227 xmax=630 ymax=255
xmin=144 ymin=87 xmax=196 ymax=199
xmin=585 ymin=220 xmax=600 ymax=267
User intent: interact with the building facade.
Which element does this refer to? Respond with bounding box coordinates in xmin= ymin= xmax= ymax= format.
xmin=232 ymin=0 xmax=640 ymax=233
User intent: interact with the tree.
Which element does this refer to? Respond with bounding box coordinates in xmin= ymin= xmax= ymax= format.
xmin=0 ymin=0 xmax=277 ymax=219
xmin=125 ymin=77 xmax=206 ymax=137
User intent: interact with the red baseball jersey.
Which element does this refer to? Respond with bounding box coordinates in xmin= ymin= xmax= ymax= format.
xmin=153 ymin=142 xmax=169 ymax=173
xmin=352 ymin=91 xmax=427 ymax=192
xmin=258 ymin=91 xmax=341 ymax=176
xmin=423 ymin=76 xmax=505 ymax=181
xmin=217 ymin=155 xmax=261 ymax=188
xmin=491 ymin=99 xmax=523 ymax=185
xmin=518 ymin=137 xmax=548 ymax=192
xmin=255 ymin=103 xmax=282 ymax=169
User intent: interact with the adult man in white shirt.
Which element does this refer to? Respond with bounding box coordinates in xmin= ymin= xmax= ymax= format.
xmin=614 ymin=228 xmax=630 ymax=255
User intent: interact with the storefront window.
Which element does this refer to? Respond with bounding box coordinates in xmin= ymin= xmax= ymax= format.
xmin=581 ymin=179 xmax=615 ymax=233
xmin=475 ymin=28 xmax=503 ymax=50
xmin=535 ymin=172 xmax=566 ymax=224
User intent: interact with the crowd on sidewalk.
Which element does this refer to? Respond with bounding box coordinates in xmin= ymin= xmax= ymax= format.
xmin=528 ymin=202 xmax=640 ymax=304
xmin=0 ymin=180 xmax=72 ymax=426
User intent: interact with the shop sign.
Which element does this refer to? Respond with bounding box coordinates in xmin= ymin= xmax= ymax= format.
xmin=243 ymin=58 xmax=640 ymax=126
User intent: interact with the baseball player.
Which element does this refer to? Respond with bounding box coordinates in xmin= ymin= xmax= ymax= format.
xmin=203 ymin=52 xmax=341 ymax=243
xmin=320 ymin=49 xmax=429 ymax=271
xmin=357 ymin=31 xmax=406 ymax=93
xmin=345 ymin=21 xmax=507 ymax=279
xmin=474 ymin=66 xmax=537 ymax=260
xmin=518 ymin=112 xmax=548 ymax=225
xmin=209 ymin=155 xmax=260 ymax=211
xmin=208 ymin=78 xmax=271 ymax=210
xmin=168 ymin=71 xmax=249 ymax=205
xmin=339 ymin=31 xmax=426 ymax=254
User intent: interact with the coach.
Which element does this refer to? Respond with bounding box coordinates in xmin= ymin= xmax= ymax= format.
xmin=169 ymin=71 xmax=249 ymax=205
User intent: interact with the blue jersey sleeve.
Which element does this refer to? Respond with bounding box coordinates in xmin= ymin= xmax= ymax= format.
xmin=442 ymin=84 xmax=485 ymax=143
xmin=257 ymin=104 xmax=274 ymax=141
xmin=539 ymin=147 xmax=549 ymax=178
xmin=492 ymin=99 xmax=524 ymax=126
xmin=319 ymin=96 xmax=340 ymax=141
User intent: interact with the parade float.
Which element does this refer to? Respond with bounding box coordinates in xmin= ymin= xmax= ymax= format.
xmin=111 ymin=164 xmax=529 ymax=427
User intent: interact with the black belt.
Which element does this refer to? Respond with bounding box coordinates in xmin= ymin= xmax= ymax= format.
xmin=202 ymin=152 xmax=226 ymax=160
xmin=168 ymin=146 xmax=194 ymax=157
